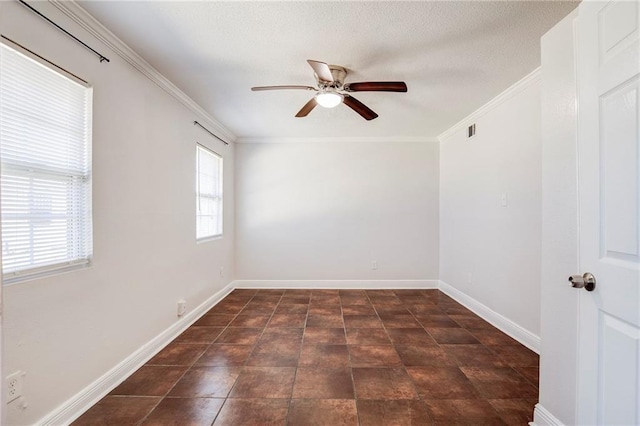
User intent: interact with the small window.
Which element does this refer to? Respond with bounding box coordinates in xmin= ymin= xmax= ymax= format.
xmin=196 ymin=144 xmax=222 ymax=240
xmin=0 ymin=43 xmax=93 ymax=283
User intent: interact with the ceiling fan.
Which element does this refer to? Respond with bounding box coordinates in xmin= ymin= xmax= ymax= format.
xmin=251 ymin=60 xmax=407 ymax=121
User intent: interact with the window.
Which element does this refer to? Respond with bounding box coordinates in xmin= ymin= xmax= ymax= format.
xmin=0 ymin=43 xmax=92 ymax=283
xmin=196 ymin=144 xmax=222 ymax=240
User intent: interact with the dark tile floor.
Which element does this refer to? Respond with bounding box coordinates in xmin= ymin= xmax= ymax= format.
xmin=73 ymin=289 xmax=539 ymax=425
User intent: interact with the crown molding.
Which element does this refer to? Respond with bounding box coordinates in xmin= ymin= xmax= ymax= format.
xmin=236 ymin=136 xmax=439 ymax=144
xmin=48 ymin=0 xmax=236 ymax=144
xmin=437 ymin=67 xmax=541 ymax=142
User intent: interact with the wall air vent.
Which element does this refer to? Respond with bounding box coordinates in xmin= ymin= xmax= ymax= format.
xmin=468 ymin=123 xmax=476 ymax=138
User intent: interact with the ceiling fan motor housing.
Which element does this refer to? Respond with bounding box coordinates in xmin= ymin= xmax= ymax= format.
xmin=316 ymin=65 xmax=347 ymax=88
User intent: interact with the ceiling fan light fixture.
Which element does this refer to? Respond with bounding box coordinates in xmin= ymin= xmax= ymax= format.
xmin=315 ymin=91 xmax=343 ymax=108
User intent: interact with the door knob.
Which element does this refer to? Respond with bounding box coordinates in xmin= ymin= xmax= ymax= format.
xmin=568 ymin=272 xmax=596 ymax=291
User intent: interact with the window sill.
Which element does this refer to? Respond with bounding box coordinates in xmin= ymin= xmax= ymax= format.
xmin=197 ymin=235 xmax=223 ymax=244
xmin=2 ymin=260 xmax=91 ymax=286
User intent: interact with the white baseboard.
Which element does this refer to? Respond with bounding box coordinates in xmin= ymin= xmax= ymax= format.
xmin=531 ymin=403 xmax=564 ymax=426
xmin=438 ymin=280 xmax=540 ymax=353
xmin=232 ymin=279 xmax=439 ymax=289
xmin=37 ymin=278 xmax=540 ymax=425
xmin=38 ymin=282 xmax=235 ymax=426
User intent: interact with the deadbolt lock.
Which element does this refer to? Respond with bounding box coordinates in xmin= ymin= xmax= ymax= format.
xmin=568 ymin=272 xmax=596 ymax=292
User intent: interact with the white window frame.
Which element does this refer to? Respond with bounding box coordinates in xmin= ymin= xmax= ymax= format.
xmin=0 ymin=41 xmax=93 ymax=284
xmin=196 ymin=144 xmax=223 ymax=241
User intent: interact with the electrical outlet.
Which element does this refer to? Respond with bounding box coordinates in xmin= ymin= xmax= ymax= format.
xmin=371 ymin=260 xmax=378 ymax=270
xmin=177 ymin=300 xmax=186 ymax=317
xmin=219 ymin=266 xmax=224 ymax=277
xmin=6 ymin=371 xmax=23 ymax=403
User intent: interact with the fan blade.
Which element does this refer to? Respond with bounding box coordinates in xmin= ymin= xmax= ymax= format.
xmin=295 ymin=97 xmax=317 ymax=117
xmin=252 ymin=85 xmax=316 ymax=91
xmin=307 ymin=60 xmax=334 ymax=83
xmin=344 ymin=82 xmax=407 ymax=92
xmin=343 ymin=95 xmax=378 ymax=120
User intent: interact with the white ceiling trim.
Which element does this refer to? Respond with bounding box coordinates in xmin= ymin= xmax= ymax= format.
xmin=236 ymin=136 xmax=439 ymax=144
xmin=437 ymin=67 xmax=541 ymax=142
xmin=49 ymin=0 xmax=236 ymax=143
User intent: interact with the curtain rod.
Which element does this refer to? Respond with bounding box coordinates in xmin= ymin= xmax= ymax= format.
xmin=194 ymin=121 xmax=229 ymax=145
xmin=1 ymin=35 xmax=88 ymax=85
xmin=18 ymin=0 xmax=110 ymax=63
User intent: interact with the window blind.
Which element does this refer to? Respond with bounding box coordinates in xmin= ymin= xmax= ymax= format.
xmin=196 ymin=145 xmax=222 ymax=240
xmin=0 ymin=43 xmax=92 ymax=282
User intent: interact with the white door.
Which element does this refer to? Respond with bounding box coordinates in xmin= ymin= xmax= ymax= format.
xmin=576 ymin=1 xmax=640 ymax=424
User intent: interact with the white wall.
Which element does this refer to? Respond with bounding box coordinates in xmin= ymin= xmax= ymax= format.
xmin=235 ymin=141 xmax=439 ymax=282
xmin=439 ymin=75 xmax=542 ymax=338
xmin=0 ymin=2 xmax=235 ymax=424
xmin=537 ymin=10 xmax=579 ymax=425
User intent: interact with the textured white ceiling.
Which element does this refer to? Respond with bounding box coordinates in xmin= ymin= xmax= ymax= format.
xmin=79 ymin=1 xmax=578 ymax=139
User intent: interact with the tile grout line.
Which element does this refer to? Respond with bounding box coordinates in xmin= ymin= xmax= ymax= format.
xmin=78 ymin=288 xmax=539 ymax=425
xmin=283 ymin=290 xmax=311 ymax=425
xmin=396 ymin=289 xmax=442 ymax=424
xmin=135 ymin=292 xmax=256 ymax=425
xmin=207 ymin=289 xmax=265 ymax=425
xmin=343 ymin=292 xmax=360 ymax=425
